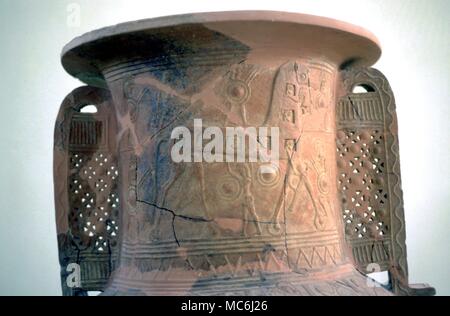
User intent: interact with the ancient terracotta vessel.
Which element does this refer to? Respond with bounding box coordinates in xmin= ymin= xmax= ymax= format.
xmin=54 ymin=11 xmax=434 ymax=296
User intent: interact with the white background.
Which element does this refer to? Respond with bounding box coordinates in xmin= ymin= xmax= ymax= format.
xmin=0 ymin=0 xmax=448 ymax=295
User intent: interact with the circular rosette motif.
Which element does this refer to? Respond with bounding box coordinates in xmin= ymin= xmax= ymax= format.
xmin=216 ymin=175 xmax=242 ymax=201
xmin=317 ymin=173 xmax=330 ymax=195
xmin=225 ymin=80 xmax=251 ymax=104
xmin=256 ymin=164 xmax=281 ymax=187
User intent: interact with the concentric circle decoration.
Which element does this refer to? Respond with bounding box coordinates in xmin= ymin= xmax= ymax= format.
xmin=226 ymin=80 xmax=250 ymax=104
xmin=257 ymin=164 xmax=281 ymax=187
xmin=216 ymin=176 xmax=242 ymax=201
xmin=317 ymin=173 xmax=330 ymax=194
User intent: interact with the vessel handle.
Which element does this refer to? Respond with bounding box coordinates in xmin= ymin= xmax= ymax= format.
xmin=336 ymin=67 xmax=435 ymax=296
xmin=54 ymin=86 xmax=120 ymax=296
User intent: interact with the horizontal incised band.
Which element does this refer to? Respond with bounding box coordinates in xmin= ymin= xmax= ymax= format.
xmin=103 ymin=53 xmax=336 ymax=82
xmin=121 ymin=231 xmax=341 ymax=259
xmin=108 ymin=264 xmax=356 ymax=293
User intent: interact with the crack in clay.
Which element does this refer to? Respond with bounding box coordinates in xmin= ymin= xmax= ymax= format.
xmin=282 ymin=130 xmax=305 ymax=271
xmin=282 ymin=172 xmax=290 ymax=270
xmin=137 ymin=199 xmax=213 ymax=247
xmin=137 ymin=199 xmax=281 ymax=225
xmin=136 ymin=199 xmax=285 ymax=247
xmin=348 ymin=96 xmax=363 ymax=121
xmin=171 ymin=216 xmax=180 ymax=246
xmin=137 ymin=199 xmax=213 ymax=223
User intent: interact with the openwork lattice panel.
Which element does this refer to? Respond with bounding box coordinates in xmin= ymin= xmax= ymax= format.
xmin=68 ymin=152 xmax=120 ymax=252
xmin=54 ymin=87 xmax=120 ymax=295
xmin=336 ymin=68 xmax=409 ymax=295
xmin=337 ymin=129 xmax=390 ymax=240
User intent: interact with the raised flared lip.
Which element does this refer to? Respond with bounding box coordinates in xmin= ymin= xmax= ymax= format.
xmin=62 ymin=10 xmax=382 ymax=86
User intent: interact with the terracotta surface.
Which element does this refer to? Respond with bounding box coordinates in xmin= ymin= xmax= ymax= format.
xmin=54 ymin=11 xmax=434 ymax=296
